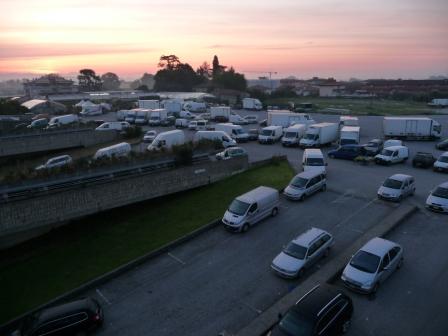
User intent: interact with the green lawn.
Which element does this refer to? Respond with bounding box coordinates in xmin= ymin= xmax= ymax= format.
xmin=266 ymin=97 xmax=433 ymax=115
xmin=0 ymin=159 xmax=294 ymax=324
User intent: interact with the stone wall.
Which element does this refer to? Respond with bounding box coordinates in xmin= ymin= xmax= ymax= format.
xmin=0 ymin=156 xmax=249 ymax=248
xmin=0 ymin=129 xmax=117 ymax=158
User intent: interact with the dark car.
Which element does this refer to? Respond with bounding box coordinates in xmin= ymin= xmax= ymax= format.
xmin=259 ymin=119 xmax=268 ymax=127
xmin=268 ymin=284 xmax=353 ymax=336
xmin=436 ymin=138 xmax=448 ymax=150
xmin=328 ymin=145 xmax=366 ymax=160
xmin=16 ymin=297 xmax=103 ymax=336
xmin=412 ymin=152 xmax=436 ymax=168
xmin=363 ymin=139 xmax=383 ymax=156
xmin=248 ymin=129 xmax=259 ymax=141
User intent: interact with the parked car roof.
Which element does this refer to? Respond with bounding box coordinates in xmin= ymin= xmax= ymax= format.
xmin=293 ymin=285 xmax=346 ymax=319
xmin=360 ymin=237 xmax=398 ymax=257
xmin=388 ymin=174 xmax=412 ymax=182
xmin=292 ymin=228 xmax=328 ymax=247
xmin=295 ymin=170 xmax=324 ymax=180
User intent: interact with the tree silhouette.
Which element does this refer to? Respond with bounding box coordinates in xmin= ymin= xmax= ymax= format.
xmin=78 ymin=69 xmax=102 ymax=91
xmin=212 ymin=55 xmax=226 ymax=78
xmin=158 ymin=55 xmax=181 ymax=70
xmin=101 ymin=72 xmax=120 ymax=90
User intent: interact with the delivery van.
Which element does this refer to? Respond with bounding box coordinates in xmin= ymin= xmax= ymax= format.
xmin=147 ymin=130 xmax=185 ymax=151
xmin=194 ymin=131 xmax=237 ymax=148
xmin=258 ymin=126 xmax=283 ymax=144
xmin=375 ymin=145 xmax=409 ymax=165
xmin=93 ymin=142 xmax=131 ymax=160
xmin=302 ymin=149 xmax=326 ymax=175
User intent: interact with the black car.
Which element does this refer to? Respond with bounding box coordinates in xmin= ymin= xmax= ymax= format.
xmin=16 ymin=297 xmax=103 ymax=336
xmin=248 ymin=129 xmax=259 ymax=141
xmin=268 ymin=285 xmax=353 ymax=336
xmin=436 ymin=138 xmax=448 ymax=150
xmin=328 ymin=145 xmax=366 ymax=160
xmin=363 ymin=139 xmax=383 ymax=156
xmin=412 ymin=152 xmax=436 ymax=168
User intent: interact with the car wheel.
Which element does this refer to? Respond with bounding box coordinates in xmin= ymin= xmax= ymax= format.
xmin=397 ymin=257 xmax=404 ymax=269
xmin=321 ymin=184 xmax=326 ymax=192
xmin=271 ymin=207 xmax=279 ymax=217
xmin=323 ymin=247 xmax=330 ymax=257
xmin=242 ymin=223 xmax=249 ymax=233
xmin=341 ymin=319 xmax=351 ymax=334
xmin=298 ymin=268 xmax=305 ymax=278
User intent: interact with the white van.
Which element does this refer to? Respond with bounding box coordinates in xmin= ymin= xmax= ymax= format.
xmin=282 ymin=124 xmax=307 ymax=147
xmin=229 ymin=114 xmax=248 ymax=125
xmin=147 ymin=130 xmax=185 ymax=151
xmin=222 ymin=186 xmax=279 ymax=232
xmin=302 ymin=149 xmax=326 ymax=175
xmin=47 ymin=114 xmax=79 ymax=128
xmin=259 ymin=126 xmax=283 ymax=144
xmin=374 ymin=145 xmax=409 ymax=165
xmin=95 ymin=122 xmax=130 ymax=131
xmin=215 ymin=123 xmax=249 ymax=142
xmin=383 ymin=139 xmax=403 ymax=148
xmin=125 ymin=110 xmax=137 ymax=124
xmin=188 ymin=120 xmax=208 ymax=131
xmin=93 ymin=142 xmax=131 ymax=160
xmin=194 ymin=131 xmax=237 ymax=148
xmin=433 ymin=152 xmax=448 ymax=172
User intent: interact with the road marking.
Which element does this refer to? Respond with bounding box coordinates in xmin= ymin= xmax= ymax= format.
xmin=240 ymin=300 xmax=262 ymax=315
xmin=96 ymin=289 xmax=111 ymax=305
xmin=331 ymin=190 xmax=354 ymax=204
xmin=167 ymin=252 xmax=186 ymax=265
xmin=335 ymin=198 xmax=377 ymax=227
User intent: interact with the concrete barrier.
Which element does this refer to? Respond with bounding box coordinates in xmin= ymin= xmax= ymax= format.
xmin=236 ymin=204 xmax=417 ymax=336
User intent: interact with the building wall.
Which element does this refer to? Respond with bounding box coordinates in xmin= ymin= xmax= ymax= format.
xmin=0 ymin=129 xmax=117 ymax=158
xmin=0 ymin=157 xmax=249 ymax=248
xmin=319 ymin=86 xmax=343 ymax=97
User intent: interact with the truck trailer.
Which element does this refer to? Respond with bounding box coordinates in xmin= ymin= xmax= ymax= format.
xmin=340 ymin=126 xmax=360 ymax=145
xmin=383 ymin=117 xmax=441 ymax=140
xmin=210 ymin=106 xmax=231 ymax=122
xmin=267 ymin=111 xmax=315 ymax=128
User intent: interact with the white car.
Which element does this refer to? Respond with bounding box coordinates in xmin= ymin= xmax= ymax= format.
xmin=433 ymin=152 xmax=448 ymax=172
xmin=377 ymin=174 xmax=415 ymax=202
xmin=35 ymin=155 xmax=73 ymax=171
xmin=341 ymin=237 xmax=403 ymax=295
xmin=143 ymin=130 xmax=157 ymax=143
xmin=215 ymin=147 xmax=247 ymax=160
xmin=426 ymin=182 xmax=448 ymax=213
xmin=271 ymin=228 xmax=334 ymax=278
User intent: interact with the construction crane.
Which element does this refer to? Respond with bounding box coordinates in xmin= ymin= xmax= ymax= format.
xmin=241 ymin=70 xmax=278 ymax=80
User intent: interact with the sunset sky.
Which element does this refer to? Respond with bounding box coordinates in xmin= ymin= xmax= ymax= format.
xmin=0 ymin=0 xmax=447 ymax=80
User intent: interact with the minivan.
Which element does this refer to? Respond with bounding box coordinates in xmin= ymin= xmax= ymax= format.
xmin=35 ymin=155 xmax=73 ymax=171
xmin=283 ymin=171 xmax=326 ymax=201
xmin=222 ymin=186 xmax=279 ymax=232
xmin=302 ymin=149 xmax=326 ymax=175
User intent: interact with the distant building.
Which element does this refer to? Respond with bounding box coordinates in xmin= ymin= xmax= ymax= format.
xmin=21 ymin=99 xmax=67 ymax=115
xmin=247 ymin=77 xmax=281 ymax=92
xmin=317 ymin=83 xmax=345 ymax=97
xmin=23 ymin=74 xmax=78 ymax=98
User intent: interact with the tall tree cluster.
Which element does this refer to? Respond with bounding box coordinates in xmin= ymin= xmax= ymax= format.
xmin=154 ymin=55 xmax=204 ymax=91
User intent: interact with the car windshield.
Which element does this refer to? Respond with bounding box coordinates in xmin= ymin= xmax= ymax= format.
xmin=228 ymin=199 xmax=250 ymax=216
xmin=306 ymin=158 xmax=324 ymax=166
xmin=304 ymin=133 xmax=317 ymax=140
xmin=283 ymin=242 xmax=307 ymax=259
xmin=290 ymin=176 xmax=308 ymax=188
xmin=383 ymin=178 xmax=402 ymax=189
xmin=261 ymin=129 xmax=273 ymax=136
xmin=350 ymin=250 xmax=380 ymax=273
xmin=381 ymin=149 xmax=394 ymax=156
xmin=279 ymin=310 xmax=313 ymax=336
xmin=438 ymin=156 xmax=448 ymax=163
xmin=432 ymin=187 xmax=448 ymax=199
xmin=285 ymin=132 xmax=296 ymax=138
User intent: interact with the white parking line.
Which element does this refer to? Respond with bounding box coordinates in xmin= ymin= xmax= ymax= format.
xmin=331 ymin=190 xmax=354 ymax=204
xmin=167 ymin=252 xmax=186 ymax=265
xmin=96 ymin=288 xmax=111 ymax=305
xmin=335 ymin=198 xmax=377 ymax=227
xmin=240 ymin=300 xmax=262 ymax=315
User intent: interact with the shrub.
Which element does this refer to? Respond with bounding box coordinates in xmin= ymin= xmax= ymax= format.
xmin=123 ymin=126 xmax=142 ymax=139
xmin=172 ymin=143 xmax=193 ymax=166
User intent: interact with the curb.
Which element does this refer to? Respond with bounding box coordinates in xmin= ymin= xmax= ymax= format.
xmin=0 ymin=218 xmax=222 ymax=334
xmin=236 ymin=204 xmax=417 ymax=336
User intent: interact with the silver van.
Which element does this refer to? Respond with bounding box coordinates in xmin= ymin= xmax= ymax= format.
xmin=283 ymin=171 xmax=326 ymax=201
xmin=222 ymin=186 xmax=280 ymax=232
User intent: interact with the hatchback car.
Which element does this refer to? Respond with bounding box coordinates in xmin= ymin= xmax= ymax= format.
xmin=436 ymin=138 xmax=448 ymax=150
xmin=35 ymin=155 xmax=73 ymax=171
xmin=244 ymin=115 xmax=258 ymax=124
xmin=341 ymin=237 xmax=403 ymax=295
xmin=15 ymin=297 xmax=103 ymax=336
xmin=143 ymin=130 xmax=157 ymax=143
xmin=271 ymin=228 xmax=334 ymax=278
xmin=284 ymin=171 xmax=326 ymax=201
xmin=215 ymin=147 xmax=248 ymax=160
xmin=426 ymin=182 xmax=448 ymax=213
xmin=377 ymin=174 xmax=415 ymax=202
xmin=267 ymin=284 xmax=353 ymax=336
xmin=412 ymin=152 xmax=436 ymax=168
xmin=433 ymin=152 xmax=448 ymax=172
xmin=327 ymin=145 xmax=366 ymax=160
xmin=363 ymin=138 xmax=383 ymax=156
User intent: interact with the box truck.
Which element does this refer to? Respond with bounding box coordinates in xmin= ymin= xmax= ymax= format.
xmin=339 ymin=116 xmax=359 ymax=127
xmin=242 ymin=98 xmax=263 ymax=110
xmin=282 ymin=124 xmax=307 ymax=147
xmin=125 ymin=110 xmax=137 ymax=124
xmin=147 ymin=130 xmax=185 ymax=151
xmin=210 ymin=106 xmax=231 ymax=122
xmin=299 ymin=123 xmax=339 ymax=147
xmin=340 ymin=126 xmax=361 ymax=145
xmin=148 ymin=109 xmax=168 ymax=126
xmin=383 ymin=117 xmax=441 ymax=140
xmin=135 ymin=109 xmax=150 ymax=125
xmin=215 ymin=123 xmax=249 ymax=142
xmin=222 ymin=186 xmax=279 ymax=232
xmin=194 ymin=131 xmax=236 ymax=148
xmin=258 ymin=126 xmax=283 ymax=144
xmin=138 ymin=100 xmax=159 ymax=109
xmin=267 ymin=111 xmax=315 ymax=128
xmin=183 ymin=101 xmax=206 ymax=112
xmin=161 ymin=100 xmax=183 ymax=113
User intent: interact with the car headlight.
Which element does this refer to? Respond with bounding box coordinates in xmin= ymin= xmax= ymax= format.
xmin=341 ymin=274 xmax=347 ymax=281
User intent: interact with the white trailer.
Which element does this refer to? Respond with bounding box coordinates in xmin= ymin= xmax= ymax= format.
xmin=267 ymin=111 xmax=315 ymax=128
xmin=242 ymin=98 xmax=263 ymax=110
xmin=340 ymin=126 xmax=361 ymax=145
xmin=147 ymin=130 xmax=185 ymax=151
xmin=148 ymin=109 xmax=168 ymax=126
xmin=125 ymin=110 xmax=137 ymax=124
xmin=428 ymin=99 xmax=448 ymax=107
xmin=210 ymin=106 xmax=231 ymax=121
xmin=383 ymin=117 xmax=441 ymax=140
xmin=183 ymin=101 xmax=206 ymax=112
xmin=299 ymin=123 xmax=339 ymax=147
xmin=215 ymin=123 xmax=249 ymax=142
xmin=281 ymin=124 xmax=307 ymax=147
xmin=135 ymin=109 xmax=150 ymax=125
xmin=138 ymin=100 xmax=159 ymax=109
xmin=161 ymin=100 xmax=183 ymax=113
xmin=339 ymin=116 xmax=359 ymax=127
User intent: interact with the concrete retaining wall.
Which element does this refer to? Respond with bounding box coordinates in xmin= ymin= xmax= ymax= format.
xmin=0 ymin=129 xmax=117 ymax=158
xmin=0 ymin=157 xmax=249 ymax=248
